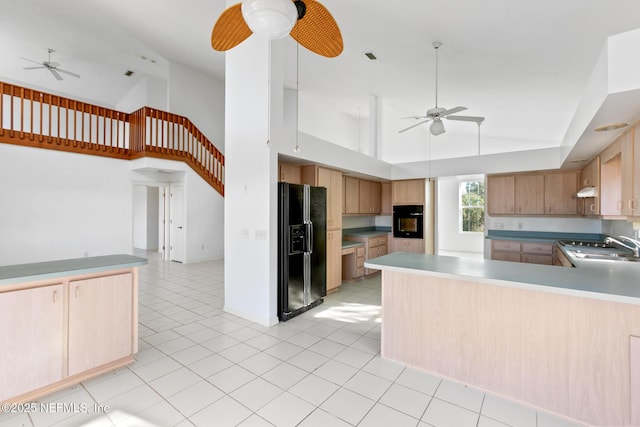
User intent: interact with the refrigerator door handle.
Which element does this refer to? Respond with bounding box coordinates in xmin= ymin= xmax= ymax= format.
xmin=306 ymin=222 xmax=314 ymax=254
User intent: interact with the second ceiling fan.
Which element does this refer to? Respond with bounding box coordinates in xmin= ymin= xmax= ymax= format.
xmin=399 ymin=42 xmax=484 ymax=136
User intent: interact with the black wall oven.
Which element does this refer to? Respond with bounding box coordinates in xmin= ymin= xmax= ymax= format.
xmin=393 ymin=205 xmax=424 ymax=239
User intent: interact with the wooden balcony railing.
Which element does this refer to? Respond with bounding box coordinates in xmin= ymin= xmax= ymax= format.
xmin=0 ymin=81 xmax=224 ymax=196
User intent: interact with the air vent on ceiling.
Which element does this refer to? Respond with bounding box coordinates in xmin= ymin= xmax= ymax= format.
xmin=365 ymin=52 xmax=377 ymax=60
xmin=124 ymin=70 xmax=134 ymax=77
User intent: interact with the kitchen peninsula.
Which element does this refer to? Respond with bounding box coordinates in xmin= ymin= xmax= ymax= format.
xmin=0 ymin=254 xmax=147 ymax=404
xmin=365 ymin=252 xmax=640 ymax=427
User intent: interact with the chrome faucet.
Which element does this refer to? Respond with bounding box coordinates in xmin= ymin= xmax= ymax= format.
xmin=605 ymin=236 xmax=640 ymax=257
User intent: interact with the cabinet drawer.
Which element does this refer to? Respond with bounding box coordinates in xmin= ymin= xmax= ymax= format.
xmin=356 ymin=267 xmax=364 ymax=277
xmin=492 ymin=251 xmax=521 ymax=262
xmin=356 ymin=257 xmax=365 ymax=268
xmin=369 ymin=236 xmax=386 ymax=247
xmin=522 ymin=254 xmax=553 ymax=265
xmin=356 ymin=246 xmax=365 ymax=257
xmin=521 ymin=242 xmax=553 ymax=255
xmin=492 ymin=240 xmax=521 ymax=252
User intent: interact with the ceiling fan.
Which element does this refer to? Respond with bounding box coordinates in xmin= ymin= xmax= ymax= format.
xmin=211 ymin=0 xmax=343 ymax=58
xmin=399 ymin=42 xmax=484 ymax=135
xmin=21 ymin=48 xmax=80 ymax=81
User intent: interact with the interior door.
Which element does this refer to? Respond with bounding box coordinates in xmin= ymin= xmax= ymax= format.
xmin=170 ymin=185 xmax=185 ymax=262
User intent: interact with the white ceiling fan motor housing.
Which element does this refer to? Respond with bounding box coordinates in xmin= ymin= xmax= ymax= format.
xmin=241 ymin=0 xmax=298 ymax=40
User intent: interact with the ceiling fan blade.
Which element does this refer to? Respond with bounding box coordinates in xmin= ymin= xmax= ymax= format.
xmin=211 ymin=3 xmax=253 ymax=51
xmin=23 ymin=66 xmax=46 ymax=70
xmin=56 ymin=68 xmax=80 ymax=78
xmin=290 ymin=0 xmax=343 ymax=58
xmin=398 ymin=119 xmax=431 ymax=134
xmin=441 ymin=106 xmax=467 ymax=116
xmin=446 ymin=115 xmax=485 ymax=123
xmin=401 ymin=115 xmax=428 ymax=120
xmin=20 ymin=57 xmax=44 ymax=66
xmin=48 ymin=68 xmax=63 ymax=81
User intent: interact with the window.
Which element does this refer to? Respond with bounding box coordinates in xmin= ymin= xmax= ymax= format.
xmin=460 ymin=181 xmax=485 ymax=232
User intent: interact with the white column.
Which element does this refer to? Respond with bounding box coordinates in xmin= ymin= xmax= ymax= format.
xmin=368 ymin=94 xmax=381 ymax=158
xmin=223 ymin=30 xmax=286 ymax=326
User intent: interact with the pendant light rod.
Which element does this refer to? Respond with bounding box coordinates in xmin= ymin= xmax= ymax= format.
xmin=433 ymin=41 xmax=442 ymax=108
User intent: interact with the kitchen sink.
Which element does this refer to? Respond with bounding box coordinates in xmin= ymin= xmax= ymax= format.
xmin=572 ymin=252 xmax=640 ymax=262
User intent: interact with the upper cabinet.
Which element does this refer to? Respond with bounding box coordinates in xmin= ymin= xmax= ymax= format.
xmin=515 ymin=174 xmax=544 ymax=215
xmin=381 ymin=183 xmax=392 ymax=215
xmin=544 ymin=171 xmax=578 ymax=215
xmin=302 ymin=165 xmax=343 ymax=230
xmin=487 ymin=175 xmax=515 ymax=215
xmin=359 ymin=180 xmax=381 ymax=214
xmin=278 ymin=162 xmax=302 ymax=184
xmin=392 ymin=179 xmax=426 ymax=205
xmin=487 ymin=170 xmax=579 ymax=216
xmin=343 ymin=176 xmax=383 ymax=215
xmin=579 ymin=156 xmax=600 ymax=216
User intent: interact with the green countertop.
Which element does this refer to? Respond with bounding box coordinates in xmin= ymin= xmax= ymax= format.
xmin=365 ymin=252 xmax=640 ymax=305
xmin=486 ymin=230 xmax=607 ymax=243
xmin=0 ymin=254 xmax=148 ymax=286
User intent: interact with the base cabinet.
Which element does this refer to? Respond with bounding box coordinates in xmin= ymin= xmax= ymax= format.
xmin=391 ymin=238 xmax=425 ymax=253
xmin=0 ymin=284 xmax=65 ymax=402
xmin=491 ymin=240 xmax=555 ymax=265
xmin=0 ymin=268 xmax=138 ymax=404
xmin=68 ymin=274 xmax=133 ymax=376
xmin=326 ymin=231 xmax=343 ymax=293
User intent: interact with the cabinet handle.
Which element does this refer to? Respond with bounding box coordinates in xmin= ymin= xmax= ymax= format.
xmin=630 ymin=199 xmax=637 ymax=212
xmin=53 ymin=290 xmax=58 ymax=303
xmin=75 ymin=286 xmax=80 ymax=299
xmin=590 ymin=203 xmax=596 ymax=213
xmin=617 ymin=201 xmax=623 ymax=212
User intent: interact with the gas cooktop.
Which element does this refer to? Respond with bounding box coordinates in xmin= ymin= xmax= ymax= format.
xmin=557 ymin=240 xmax=614 ymax=249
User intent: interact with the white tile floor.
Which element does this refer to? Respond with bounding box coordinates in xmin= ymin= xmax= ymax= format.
xmin=0 ymin=253 xmax=586 ymax=427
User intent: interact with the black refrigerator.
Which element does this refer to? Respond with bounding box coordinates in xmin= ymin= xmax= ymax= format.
xmin=278 ymin=182 xmax=326 ymax=321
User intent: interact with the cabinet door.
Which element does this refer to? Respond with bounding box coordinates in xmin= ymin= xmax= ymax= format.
xmin=392 ymin=180 xmax=425 ymax=205
xmin=359 ymin=180 xmax=372 ymax=213
xmin=515 ymin=175 xmax=544 ymax=214
xmin=317 ymin=167 xmax=342 ymax=230
xmin=68 ymin=273 xmax=133 ymax=376
xmin=0 ymin=284 xmax=64 ymax=401
xmin=343 ymin=177 xmax=359 ymax=214
xmin=487 ymin=176 xmax=515 ymax=215
xmin=381 ymin=183 xmax=392 ymax=215
xmin=326 ymin=230 xmax=342 ymax=292
xmin=544 ymin=172 xmax=578 ymax=215
xmin=370 ymin=181 xmax=381 ymax=214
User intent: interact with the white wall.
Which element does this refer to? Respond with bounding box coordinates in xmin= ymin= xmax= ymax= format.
xmin=132 ymin=185 xmax=147 ymax=249
xmin=168 ymin=62 xmax=226 ymax=153
xmin=0 ymin=144 xmax=134 ymax=265
xmin=184 ymin=168 xmax=224 ymax=262
xmin=116 ymin=75 xmax=169 ymax=113
xmin=437 ymin=176 xmax=485 ymax=255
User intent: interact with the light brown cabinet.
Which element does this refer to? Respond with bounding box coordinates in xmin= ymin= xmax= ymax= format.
xmin=381 ymin=183 xmax=392 ymax=215
xmin=0 ymin=284 xmax=65 ymax=401
xmin=344 ymin=234 xmax=388 ymax=277
xmin=515 ymin=175 xmax=544 ymax=215
xmin=343 ymin=176 xmax=359 ymax=214
xmin=68 ymin=273 xmax=133 ymax=376
xmin=579 ymin=156 xmax=600 ymax=216
xmin=544 ymin=171 xmax=578 ymax=215
xmin=359 ymin=180 xmax=381 ymax=214
xmin=326 ymin=230 xmax=343 ymax=293
xmin=391 ymin=237 xmax=425 ymax=253
xmin=392 ymin=179 xmax=425 ymax=205
xmin=278 ymin=162 xmax=302 ymax=184
xmin=487 ymin=170 xmax=579 ymax=216
xmin=342 ymin=244 xmax=365 ymax=282
xmin=620 ymin=128 xmax=640 ymax=217
xmin=487 ymin=175 xmax=515 ymax=215
xmin=0 ymin=265 xmax=139 ymax=404
xmin=302 ymin=165 xmax=343 ymax=292
xmin=343 ymin=176 xmax=382 ymax=215
xmin=491 ymin=240 xmax=555 ymax=265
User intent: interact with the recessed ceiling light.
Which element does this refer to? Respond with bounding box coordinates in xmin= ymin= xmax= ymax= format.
xmin=594 ymin=122 xmax=627 ymax=132
xmin=365 ymin=52 xmax=377 ymax=60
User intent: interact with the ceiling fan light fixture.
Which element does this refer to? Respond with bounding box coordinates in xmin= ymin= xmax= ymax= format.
xmin=241 ymin=0 xmax=298 ymax=40
xmin=430 ymin=118 xmax=445 ymax=135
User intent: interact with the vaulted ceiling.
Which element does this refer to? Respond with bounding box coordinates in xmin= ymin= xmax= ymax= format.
xmin=2 ymin=0 xmax=640 ymax=168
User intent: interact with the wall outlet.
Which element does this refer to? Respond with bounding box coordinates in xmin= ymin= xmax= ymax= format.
xmin=496 ymin=222 xmax=504 ymax=230
xmin=255 ymin=229 xmax=267 ymax=240
xmin=518 ymin=223 xmax=523 ymax=230
xmin=241 ymin=229 xmax=249 ymax=239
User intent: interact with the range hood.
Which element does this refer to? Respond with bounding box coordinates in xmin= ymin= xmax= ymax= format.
xmin=576 ymin=186 xmax=598 ymax=198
